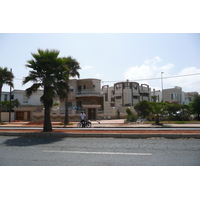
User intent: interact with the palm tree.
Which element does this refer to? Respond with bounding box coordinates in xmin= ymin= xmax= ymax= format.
xmin=62 ymin=56 xmax=81 ymax=126
xmin=151 ymin=95 xmax=158 ymax=102
xmin=150 ymin=102 xmax=164 ymax=125
xmin=23 ymin=49 xmax=69 ymax=132
xmin=0 ymin=67 xmax=14 ymax=122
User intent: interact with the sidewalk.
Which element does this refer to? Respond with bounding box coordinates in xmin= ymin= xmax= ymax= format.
xmin=0 ymin=119 xmax=200 ymax=139
xmin=2 ymin=119 xmax=200 ymax=128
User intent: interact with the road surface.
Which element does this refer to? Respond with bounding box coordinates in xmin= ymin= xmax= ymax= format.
xmin=1 ymin=136 xmax=200 ymax=166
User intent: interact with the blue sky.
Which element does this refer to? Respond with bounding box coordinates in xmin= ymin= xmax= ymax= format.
xmin=1 ymin=33 xmax=200 ymax=93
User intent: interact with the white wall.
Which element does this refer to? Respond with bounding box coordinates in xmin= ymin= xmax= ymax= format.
xmin=12 ymin=90 xmax=43 ymax=105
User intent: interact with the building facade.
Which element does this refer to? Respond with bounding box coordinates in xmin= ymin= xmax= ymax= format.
xmin=59 ymin=78 xmax=103 ymax=120
xmin=102 ymin=80 xmax=151 ymax=114
xmin=151 ymin=86 xmax=199 ymax=105
xmin=2 ymin=81 xmax=199 ymax=122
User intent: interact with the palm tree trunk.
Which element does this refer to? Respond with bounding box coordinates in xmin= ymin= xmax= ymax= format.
xmin=155 ymin=114 xmax=160 ymax=125
xmin=64 ymin=81 xmax=69 ymax=126
xmin=43 ymin=105 xmax=52 ymax=132
xmin=64 ymin=93 xmax=69 ymax=126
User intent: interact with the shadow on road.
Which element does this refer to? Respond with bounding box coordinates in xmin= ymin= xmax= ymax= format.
xmin=3 ymin=137 xmax=64 ymax=147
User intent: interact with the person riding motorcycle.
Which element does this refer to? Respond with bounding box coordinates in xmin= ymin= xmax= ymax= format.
xmin=80 ymin=111 xmax=86 ymax=128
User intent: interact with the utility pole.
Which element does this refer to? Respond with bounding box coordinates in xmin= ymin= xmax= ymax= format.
xmin=9 ymin=68 xmax=12 ymax=123
xmin=161 ymin=72 xmax=164 ymax=102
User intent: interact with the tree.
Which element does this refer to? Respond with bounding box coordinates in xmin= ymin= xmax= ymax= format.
xmin=0 ymin=67 xmax=14 ymax=122
xmin=149 ymin=102 xmax=164 ymax=125
xmin=62 ymin=56 xmax=81 ymax=126
xmin=23 ymin=49 xmax=69 ymax=132
xmin=151 ymin=95 xmax=158 ymax=102
xmin=134 ymin=100 xmax=152 ymax=118
xmin=165 ymin=102 xmax=184 ymax=120
xmin=125 ymin=108 xmax=137 ymax=122
xmin=1 ymin=99 xmax=20 ymax=112
xmin=189 ymin=94 xmax=200 ymax=120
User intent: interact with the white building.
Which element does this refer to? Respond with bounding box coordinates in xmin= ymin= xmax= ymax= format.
xmin=151 ymin=86 xmax=198 ymax=105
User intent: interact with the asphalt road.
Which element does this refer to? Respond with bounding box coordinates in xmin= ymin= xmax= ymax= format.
xmin=1 ymin=136 xmax=200 ymax=166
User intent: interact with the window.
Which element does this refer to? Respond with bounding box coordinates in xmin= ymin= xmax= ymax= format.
xmin=23 ymin=95 xmax=28 ymax=103
xmin=69 ymin=86 xmax=73 ymax=92
xmin=77 ymin=101 xmax=82 ymax=107
xmin=4 ymin=94 xmax=8 ymax=101
xmin=116 ymin=84 xmax=121 ymax=90
xmin=133 ymin=84 xmax=138 ymax=90
xmin=124 ymin=82 xmax=130 ymax=89
xmin=104 ymin=93 xmax=108 ymax=101
xmin=83 ymin=85 xmax=86 ymax=89
xmin=171 ymin=94 xmax=173 ymax=100
xmin=116 ymin=96 xmax=121 ymax=99
xmin=175 ymin=93 xmax=179 ymax=100
xmin=92 ymin=85 xmax=95 ymax=88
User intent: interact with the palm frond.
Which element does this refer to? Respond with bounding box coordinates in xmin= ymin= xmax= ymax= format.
xmin=25 ymin=83 xmax=42 ymax=97
xmin=0 ymin=67 xmax=14 ymax=88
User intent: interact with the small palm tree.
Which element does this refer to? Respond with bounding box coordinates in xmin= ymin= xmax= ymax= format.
xmin=151 ymin=95 xmax=158 ymax=102
xmin=0 ymin=67 xmax=14 ymax=122
xmin=62 ymin=56 xmax=81 ymax=126
xmin=150 ymin=102 xmax=164 ymax=125
xmin=23 ymin=49 xmax=69 ymax=132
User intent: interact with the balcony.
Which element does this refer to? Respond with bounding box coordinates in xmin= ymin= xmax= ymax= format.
xmin=75 ymin=90 xmax=103 ymax=97
xmin=139 ymin=89 xmax=150 ymax=94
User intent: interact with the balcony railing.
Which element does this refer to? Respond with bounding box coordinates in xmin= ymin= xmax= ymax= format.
xmin=139 ymin=89 xmax=150 ymax=93
xmin=75 ymin=90 xmax=102 ymax=97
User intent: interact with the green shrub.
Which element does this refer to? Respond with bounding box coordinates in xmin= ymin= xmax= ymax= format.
xmin=125 ymin=108 xmax=138 ymax=122
xmin=174 ymin=121 xmax=186 ymax=124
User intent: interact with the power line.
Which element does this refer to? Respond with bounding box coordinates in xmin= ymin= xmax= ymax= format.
xmin=13 ymin=72 xmax=200 ymax=83
xmin=102 ymin=72 xmax=200 ymax=83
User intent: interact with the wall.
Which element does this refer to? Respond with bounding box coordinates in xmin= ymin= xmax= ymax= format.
xmin=1 ymin=112 xmax=15 ymax=122
xmin=12 ymin=90 xmax=43 ymax=106
xmin=163 ymin=87 xmax=182 ymax=103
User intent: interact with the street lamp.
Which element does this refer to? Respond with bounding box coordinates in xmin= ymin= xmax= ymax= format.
xmin=161 ymin=72 xmax=164 ymax=102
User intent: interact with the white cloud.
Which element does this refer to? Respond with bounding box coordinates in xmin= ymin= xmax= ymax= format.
xmin=166 ymin=67 xmax=200 ymax=92
xmin=144 ymin=56 xmax=162 ymax=65
xmin=123 ymin=57 xmax=200 ymax=93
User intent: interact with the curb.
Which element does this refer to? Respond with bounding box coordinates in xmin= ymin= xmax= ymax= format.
xmin=1 ymin=132 xmax=200 ymax=139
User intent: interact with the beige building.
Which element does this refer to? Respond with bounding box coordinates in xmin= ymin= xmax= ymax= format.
xmin=7 ymin=79 xmax=200 ymax=122
xmin=59 ymin=78 xmax=103 ymax=120
xmin=102 ymin=80 xmax=151 ymax=114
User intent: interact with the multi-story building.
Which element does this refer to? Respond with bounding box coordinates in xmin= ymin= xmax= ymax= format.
xmin=59 ymin=78 xmax=104 ymax=120
xmin=12 ymin=90 xmax=43 ymax=121
xmin=1 ymin=91 xmax=10 ymax=102
xmin=151 ymin=86 xmax=199 ymax=105
xmin=102 ymin=80 xmax=151 ymax=114
xmin=183 ymin=91 xmax=199 ymax=105
xmin=1 ymin=89 xmax=43 ymax=121
xmin=2 ymin=80 xmax=199 ymax=122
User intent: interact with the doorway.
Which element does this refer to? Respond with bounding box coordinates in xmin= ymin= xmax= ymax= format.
xmin=88 ymin=108 xmax=96 ymax=120
xmin=16 ymin=111 xmax=30 ymax=121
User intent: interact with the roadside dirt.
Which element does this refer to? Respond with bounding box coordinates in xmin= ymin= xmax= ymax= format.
xmin=0 ymin=129 xmax=200 ymax=134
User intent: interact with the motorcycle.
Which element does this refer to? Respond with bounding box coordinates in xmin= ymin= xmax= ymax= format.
xmin=77 ymin=120 xmax=92 ymax=128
